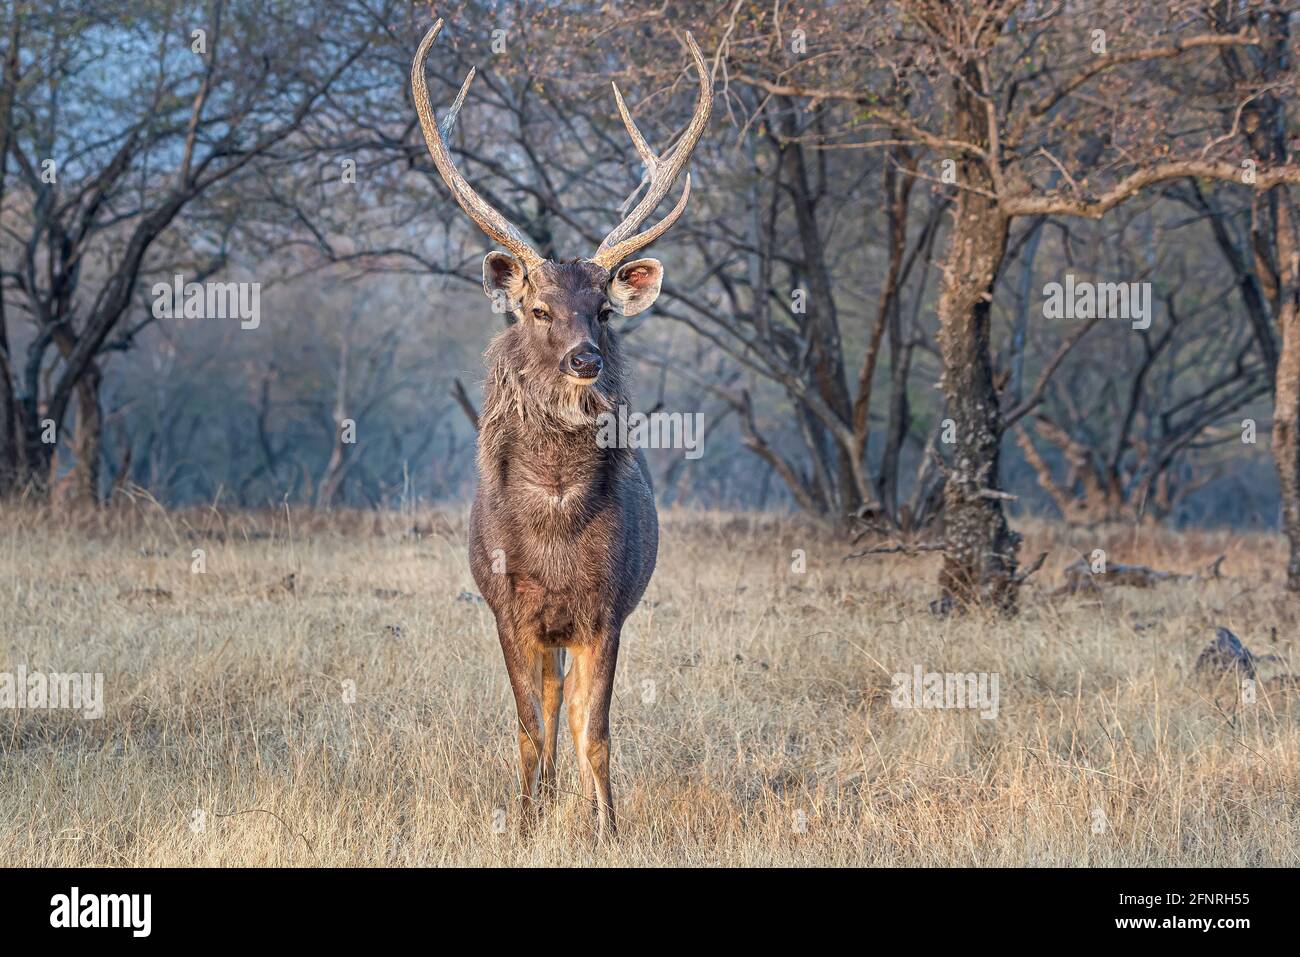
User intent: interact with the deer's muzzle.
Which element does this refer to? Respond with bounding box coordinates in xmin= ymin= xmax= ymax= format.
xmin=562 ymin=343 xmax=603 ymax=383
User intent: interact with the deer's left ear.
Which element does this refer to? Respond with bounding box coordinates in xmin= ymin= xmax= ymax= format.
xmin=608 ymin=258 xmax=663 ymax=316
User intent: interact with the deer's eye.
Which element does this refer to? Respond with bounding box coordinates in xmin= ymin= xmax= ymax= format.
xmin=598 ymin=305 xmax=613 ymax=322
xmin=531 ymin=307 xmax=549 ymax=322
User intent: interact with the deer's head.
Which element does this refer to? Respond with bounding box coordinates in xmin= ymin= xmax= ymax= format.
xmin=411 ymin=19 xmax=711 ymax=393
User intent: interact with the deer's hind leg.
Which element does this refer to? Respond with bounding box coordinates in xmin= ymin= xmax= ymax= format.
xmin=539 ymin=648 xmax=565 ymax=796
xmin=565 ymin=650 xmax=594 ymax=805
xmin=584 ymin=639 xmax=620 ymax=840
xmin=567 ymin=639 xmax=620 ymax=840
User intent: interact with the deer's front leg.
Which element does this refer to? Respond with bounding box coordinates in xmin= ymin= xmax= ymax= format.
xmin=501 ymin=638 xmax=545 ymax=826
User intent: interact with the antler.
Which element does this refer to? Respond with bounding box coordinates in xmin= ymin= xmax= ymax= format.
xmin=411 ymin=20 xmax=544 ymax=269
xmin=591 ymin=32 xmax=713 ymax=270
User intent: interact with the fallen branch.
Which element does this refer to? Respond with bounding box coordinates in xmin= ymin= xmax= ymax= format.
xmin=1055 ymin=554 xmax=1226 ymax=595
xmin=844 ymin=540 xmax=947 ymax=561
xmin=1013 ymin=550 xmax=1049 ymax=585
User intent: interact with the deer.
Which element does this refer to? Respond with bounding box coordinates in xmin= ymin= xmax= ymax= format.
xmin=411 ymin=19 xmax=711 ymax=838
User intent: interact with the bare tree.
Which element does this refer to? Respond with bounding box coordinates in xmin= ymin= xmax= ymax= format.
xmin=0 ymin=0 xmax=385 ymax=502
xmin=733 ymin=0 xmax=1300 ymax=610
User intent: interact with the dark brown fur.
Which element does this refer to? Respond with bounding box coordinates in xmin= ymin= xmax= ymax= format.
xmin=469 ymin=260 xmax=658 ymax=837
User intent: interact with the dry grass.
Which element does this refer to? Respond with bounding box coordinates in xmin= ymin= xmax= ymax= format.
xmin=1 ymin=499 xmax=1297 ymax=866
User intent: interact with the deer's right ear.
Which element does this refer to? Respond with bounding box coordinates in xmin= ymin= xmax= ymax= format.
xmin=482 ymin=252 xmax=527 ymax=312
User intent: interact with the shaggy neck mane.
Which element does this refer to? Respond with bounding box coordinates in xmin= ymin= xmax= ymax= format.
xmin=477 ymin=324 xmax=627 ymax=469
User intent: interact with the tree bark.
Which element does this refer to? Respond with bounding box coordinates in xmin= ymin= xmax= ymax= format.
xmin=935 ymin=79 xmax=1020 ymax=611
xmin=780 ymin=114 xmax=859 ymax=518
xmin=0 ymin=4 xmax=21 ymax=496
xmin=1273 ymin=360 xmax=1300 ymax=590
xmin=1229 ymin=8 xmax=1300 ymax=590
xmin=68 ymin=366 xmax=103 ymax=506
xmin=1269 ymin=196 xmax=1300 ymax=590
xmin=17 ymin=401 xmax=52 ymax=495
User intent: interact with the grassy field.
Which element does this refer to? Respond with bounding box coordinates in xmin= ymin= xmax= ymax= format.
xmin=1 ymin=500 xmax=1296 ymax=866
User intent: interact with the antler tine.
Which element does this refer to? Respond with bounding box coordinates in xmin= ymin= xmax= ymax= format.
xmin=611 ymin=81 xmax=659 ymax=172
xmin=592 ymin=31 xmax=712 ymax=270
xmin=439 ymin=66 xmax=475 ymax=141
xmin=411 ymin=20 xmax=544 ymax=269
xmin=598 ymin=174 xmax=691 ymax=270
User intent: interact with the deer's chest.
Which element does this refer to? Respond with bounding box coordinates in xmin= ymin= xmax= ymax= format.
xmin=504 ymin=454 xmax=603 ymax=520
xmin=498 ymin=530 xmax=612 ymax=645
xmin=477 ymin=451 xmax=614 ymax=644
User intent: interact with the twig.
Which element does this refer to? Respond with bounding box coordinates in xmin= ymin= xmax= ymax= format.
xmin=844 ymin=541 xmax=947 ymax=561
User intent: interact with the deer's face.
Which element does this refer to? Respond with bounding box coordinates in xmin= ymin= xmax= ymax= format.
xmin=483 ymin=253 xmax=662 ymax=387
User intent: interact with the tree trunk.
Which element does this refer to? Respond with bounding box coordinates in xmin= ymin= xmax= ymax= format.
xmin=0 ymin=5 xmax=21 ymax=496
xmin=867 ymin=148 xmax=913 ymax=518
xmin=1242 ymin=12 xmax=1300 ymax=590
xmin=780 ymin=116 xmax=859 ymax=518
xmin=316 ymin=338 xmax=350 ymax=508
xmin=316 ymin=439 xmax=348 ymax=508
xmin=0 ymin=361 xmax=16 ymax=496
xmin=1270 ymin=199 xmax=1300 ymax=590
xmin=12 ymin=396 xmax=52 ymax=496
xmin=935 ymin=81 xmax=1020 ymax=611
xmin=68 ymin=367 xmax=103 ymax=506
xmin=1273 ymin=359 xmax=1300 ymax=590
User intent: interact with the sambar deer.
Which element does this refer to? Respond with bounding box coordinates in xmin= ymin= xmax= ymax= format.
xmin=411 ymin=20 xmax=711 ymax=837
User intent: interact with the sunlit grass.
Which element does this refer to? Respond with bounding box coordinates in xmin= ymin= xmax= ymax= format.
xmin=1 ymin=501 xmax=1295 ymax=866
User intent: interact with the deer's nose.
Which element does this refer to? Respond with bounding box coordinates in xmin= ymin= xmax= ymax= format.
xmin=562 ymin=343 xmax=603 ymax=380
